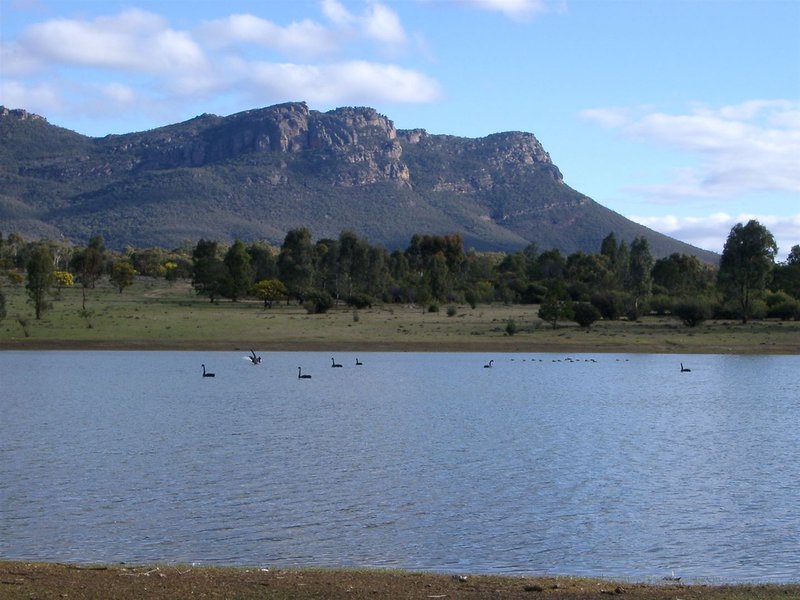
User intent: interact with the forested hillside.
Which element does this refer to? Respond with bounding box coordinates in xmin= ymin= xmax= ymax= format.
xmin=1 ymin=103 xmax=717 ymax=261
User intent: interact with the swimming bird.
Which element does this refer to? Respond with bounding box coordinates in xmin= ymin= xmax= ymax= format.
xmin=681 ymin=363 xmax=691 ymax=372
xmin=298 ymin=367 xmax=311 ymax=379
xmin=202 ymin=364 xmax=215 ymax=377
xmin=249 ymin=349 xmax=262 ymax=365
xmin=331 ymin=357 xmax=343 ymax=368
xmin=355 ymin=358 xmax=363 ymax=365
xmin=484 ymin=360 xmax=494 ymax=368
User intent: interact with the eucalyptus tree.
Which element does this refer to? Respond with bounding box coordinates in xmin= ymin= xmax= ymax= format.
xmin=278 ymin=228 xmax=315 ymax=302
xmin=191 ymin=239 xmax=226 ymax=302
xmin=718 ymin=220 xmax=777 ymax=323
xmin=222 ymin=239 xmax=253 ymax=301
xmin=770 ymin=244 xmax=800 ymax=300
xmin=628 ymin=236 xmax=654 ymax=317
xmin=26 ymin=244 xmax=54 ymax=319
xmin=70 ymin=235 xmax=106 ymax=311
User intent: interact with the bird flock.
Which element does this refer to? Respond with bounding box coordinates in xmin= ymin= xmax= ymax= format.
xmin=202 ymin=354 xmax=693 ymax=378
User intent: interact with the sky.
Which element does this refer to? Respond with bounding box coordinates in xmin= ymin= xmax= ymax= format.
xmin=1 ymin=0 xmax=799 ymax=259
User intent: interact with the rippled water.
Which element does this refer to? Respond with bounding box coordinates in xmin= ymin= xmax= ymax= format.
xmin=1 ymin=351 xmax=798 ymax=583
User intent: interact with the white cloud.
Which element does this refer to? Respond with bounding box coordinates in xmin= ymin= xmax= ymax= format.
xmin=630 ymin=212 xmax=800 ymax=260
xmin=462 ymin=0 xmax=553 ymax=20
xmin=17 ymin=9 xmax=208 ymax=73
xmin=581 ymin=100 xmax=800 ymax=202
xmin=0 ymin=5 xmax=440 ymax=128
xmin=321 ymin=0 xmax=354 ymax=26
xmin=362 ymin=3 xmax=407 ymax=45
xmin=199 ymin=14 xmax=338 ymax=58
xmin=0 ymin=79 xmax=63 ymax=113
xmin=245 ymin=60 xmax=441 ymax=104
xmin=100 ymin=83 xmax=137 ymax=105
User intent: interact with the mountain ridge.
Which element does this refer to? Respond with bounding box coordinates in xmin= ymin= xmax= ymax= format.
xmin=0 ymin=103 xmax=717 ymax=262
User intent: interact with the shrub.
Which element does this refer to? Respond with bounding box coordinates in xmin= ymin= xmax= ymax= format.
xmin=464 ymin=289 xmax=477 ymax=309
xmin=505 ymin=319 xmax=517 ymax=336
xmin=572 ymin=302 xmax=601 ymax=328
xmin=303 ymin=290 xmax=334 ymax=314
xmin=446 ymin=305 xmax=458 ymax=317
xmin=649 ymin=294 xmax=672 ymax=316
xmin=346 ymin=293 xmax=374 ymax=309
xmin=427 ymin=303 xmax=439 ymax=313
xmin=672 ymin=297 xmax=713 ymax=327
xmin=767 ymin=300 xmax=800 ymax=320
xmin=590 ymin=290 xmax=626 ymax=320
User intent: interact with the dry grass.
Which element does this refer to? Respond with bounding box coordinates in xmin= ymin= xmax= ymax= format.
xmin=1 ymin=562 xmax=797 ymax=600
xmin=1 ymin=278 xmax=799 ymax=353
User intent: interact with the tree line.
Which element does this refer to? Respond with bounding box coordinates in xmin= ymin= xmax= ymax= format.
xmin=2 ymin=220 xmax=799 ymax=327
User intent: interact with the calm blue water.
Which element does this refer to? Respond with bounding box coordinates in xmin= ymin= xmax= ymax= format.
xmin=1 ymin=351 xmax=798 ymax=583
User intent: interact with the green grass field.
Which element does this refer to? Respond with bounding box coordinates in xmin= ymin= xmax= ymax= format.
xmin=2 ymin=277 xmax=799 ymax=353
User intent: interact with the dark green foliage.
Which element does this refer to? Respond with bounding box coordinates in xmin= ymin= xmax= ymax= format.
xmin=673 ymin=298 xmax=713 ymax=327
xmin=346 ymin=293 xmax=373 ymax=309
xmin=590 ymin=290 xmax=627 ymax=320
xmin=770 ymin=244 xmax=800 ymax=300
xmin=538 ymin=279 xmax=574 ymax=329
xmin=303 ymin=289 xmax=334 ymax=314
xmin=648 ymin=294 xmax=672 ymax=316
xmin=25 ymin=244 xmax=54 ymax=319
xmin=765 ymin=291 xmax=800 ymax=320
xmin=0 ymin=288 xmax=5 ymax=321
xmin=191 ymin=239 xmax=225 ymax=302
xmin=278 ymin=228 xmax=315 ymax=302
xmin=572 ymin=302 xmax=601 ymax=328
xmin=505 ymin=319 xmax=517 ymax=336
xmin=446 ymin=305 xmax=458 ymax=317
xmin=222 ymin=240 xmax=252 ymax=301
xmin=717 ymin=220 xmax=777 ymax=323
xmin=767 ymin=300 xmax=800 ymax=320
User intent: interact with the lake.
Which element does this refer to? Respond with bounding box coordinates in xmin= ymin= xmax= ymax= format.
xmin=1 ymin=350 xmax=798 ymax=583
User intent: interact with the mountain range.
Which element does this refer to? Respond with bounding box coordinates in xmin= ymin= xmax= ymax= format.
xmin=0 ymin=102 xmax=716 ymax=261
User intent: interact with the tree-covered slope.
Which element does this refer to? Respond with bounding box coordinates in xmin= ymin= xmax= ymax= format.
xmin=0 ymin=103 xmax=717 ymax=261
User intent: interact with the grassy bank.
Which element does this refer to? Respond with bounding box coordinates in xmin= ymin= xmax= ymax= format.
xmin=2 ymin=278 xmax=799 ymax=353
xmin=1 ymin=562 xmax=797 ymax=600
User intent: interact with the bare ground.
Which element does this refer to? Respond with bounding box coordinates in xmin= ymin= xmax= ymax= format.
xmin=1 ymin=562 xmax=797 ymax=600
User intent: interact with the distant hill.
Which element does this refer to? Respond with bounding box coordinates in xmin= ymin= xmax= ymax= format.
xmin=0 ymin=103 xmax=717 ymax=261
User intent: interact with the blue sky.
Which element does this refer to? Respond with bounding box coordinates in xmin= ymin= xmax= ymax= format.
xmin=2 ymin=0 xmax=798 ymax=259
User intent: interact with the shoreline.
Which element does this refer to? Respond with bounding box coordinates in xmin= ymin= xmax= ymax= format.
xmin=1 ymin=338 xmax=798 ymax=353
xmin=1 ymin=561 xmax=797 ymax=600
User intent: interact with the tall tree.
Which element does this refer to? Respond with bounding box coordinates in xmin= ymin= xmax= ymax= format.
xmin=628 ymin=236 xmax=654 ymax=317
xmin=278 ymin=228 xmax=315 ymax=302
xmin=26 ymin=244 xmax=54 ymax=319
xmin=222 ymin=239 xmax=253 ymax=301
xmin=192 ymin=239 xmax=225 ymax=302
xmin=110 ymin=259 xmax=136 ymax=293
xmin=71 ymin=235 xmax=106 ymax=311
xmin=718 ymin=219 xmax=777 ymax=323
xmin=770 ymin=244 xmax=800 ymax=300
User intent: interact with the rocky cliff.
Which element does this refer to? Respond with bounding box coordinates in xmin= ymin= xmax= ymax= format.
xmin=0 ymin=102 xmax=716 ymax=261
